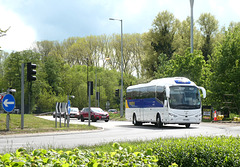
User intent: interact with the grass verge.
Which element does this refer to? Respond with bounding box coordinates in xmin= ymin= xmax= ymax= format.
xmin=109 ymin=112 xmax=127 ymax=121
xmin=0 ymin=114 xmax=97 ymax=135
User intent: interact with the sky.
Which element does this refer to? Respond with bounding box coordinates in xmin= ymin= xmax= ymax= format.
xmin=0 ymin=0 xmax=239 ymax=52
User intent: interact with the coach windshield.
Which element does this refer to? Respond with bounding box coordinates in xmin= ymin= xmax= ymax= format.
xmin=169 ymin=86 xmax=201 ymax=109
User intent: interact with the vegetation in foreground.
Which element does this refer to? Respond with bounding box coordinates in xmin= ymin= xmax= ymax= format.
xmin=109 ymin=112 xmax=127 ymax=121
xmin=0 ymin=114 xmax=97 ymax=135
xmin=0 ymin=136 xmax=239 ymax=166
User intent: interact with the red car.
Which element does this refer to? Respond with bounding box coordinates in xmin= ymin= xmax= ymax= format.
xmin=79 ymin=107 xmax=109 ymax=122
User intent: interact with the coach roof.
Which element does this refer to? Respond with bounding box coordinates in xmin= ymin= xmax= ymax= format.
xmin=127 ymin=77 xmax=197 ymax=90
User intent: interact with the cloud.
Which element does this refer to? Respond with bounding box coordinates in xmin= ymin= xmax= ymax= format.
xmin=1 ymin=0 xmax=240 ymax=52
xmin=0 ymin=4 xmax=36 ymax=52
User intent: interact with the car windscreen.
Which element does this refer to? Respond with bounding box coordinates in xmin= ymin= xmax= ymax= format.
xmin=70 ymin=108 xmax=78 ymax=112
xmin=91 ymin=108 xmax=104 ymax=113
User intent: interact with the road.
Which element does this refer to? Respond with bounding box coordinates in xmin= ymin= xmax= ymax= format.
xmin=0 ymin=116 xmax=240 ymax=154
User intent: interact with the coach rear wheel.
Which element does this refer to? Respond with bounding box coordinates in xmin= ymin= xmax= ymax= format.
xmin=133 ymin=114 xmax=142 ymax=126
xmin=156 ymin=115 xmax=163 ymax=128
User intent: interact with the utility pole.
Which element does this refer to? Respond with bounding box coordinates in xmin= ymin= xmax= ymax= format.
xmin=21 ymin=63 xmax=24 ymax=129
xmin=190 ymin=0 xmax=194 ymax=53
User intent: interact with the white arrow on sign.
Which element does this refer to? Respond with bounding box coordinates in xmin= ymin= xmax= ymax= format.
xmin=3 ymin=99 xmax=15 ymax=107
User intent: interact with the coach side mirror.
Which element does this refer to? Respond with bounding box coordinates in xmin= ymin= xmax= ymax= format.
xmin=198 ymin=86 xmax=206 ymax=98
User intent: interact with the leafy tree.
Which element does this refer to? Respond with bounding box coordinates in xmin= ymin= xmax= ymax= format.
xmin=150 ymin=11 xmax=179 ymax=58
xmin=170 ymin=49 xmax=207 ymax=86
xmin=208 ymin=25 xmax=240 ymax=113
xmin=42 ymin=55 xmax=63 ymax=95
xmin=0 ymin=27 xmax=10 ymax=48
xmin=98 ymin=34 xmax=112 ymax=69
xmin=2 ymin=50 xmax=41 ymax=112
xmin=142 ymin=11 xmax=180 ymax=78
xmin=0 ymin=51 xmax=8 ymax=89
xmin=125 ymin=33 xmax=143 ymax=78
xmin=154 ymin=49 xmax=207 ymax=86
xmin=197 ymin=13 xmax=219 ymax=61
xmin=174 ymin=17 xmax=202 ymax=56
xmin=86 ymin=35 xmax=99 ymax=67
xmin=153 ymin=53 xmax=172 ymax=79
xmin=32 ymin=40 xmax=55 ymax=58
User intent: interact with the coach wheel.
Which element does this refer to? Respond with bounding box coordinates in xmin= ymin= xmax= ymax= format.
xmin=185 ymin=124 xmax=191 ymax=128
xmin=133 ymin=114 xmax=137 ymax=125
xmin=156 ymin=115 xmax=163 ymax=128
xmin=133 ymin=114 xmax=142 ymax=126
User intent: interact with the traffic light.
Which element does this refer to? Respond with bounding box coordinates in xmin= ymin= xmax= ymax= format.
xmin=115 ymin=89 xmax=119 ymax=97
xmin=27 ymin=62 xmax=36 ymax=81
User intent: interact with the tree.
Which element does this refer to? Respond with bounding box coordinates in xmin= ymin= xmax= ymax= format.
xmin=2 ymin=50 xmax=41 ymax=111
xmin=154 ymin=48 xmax=207 ymax=87
xmin=0 ymin=27 xmax=10 ymax=49
xmin=197 ymin=13 xmax=219 ymax=61
xmin=98 ymin=34 xmax=112 ymax=69
xmin=149 ymin=11 xmax=179 ymax=58
xmin=208 ymin=25 xmax=240 ymax=113
xmin=127 ymin=33 xmax=143 ymax=78
xmin=142 ymin=11 xmax=180 ymax=78
xmin=42 ymin=54 xmax=63 ymax=96
xmin=170 ymin=49 xmax=206 ymax=86
xmin=32 ymin=40 xmax=54 ymax=57
xmin=174 ymin=17 xmax=202 ymax=56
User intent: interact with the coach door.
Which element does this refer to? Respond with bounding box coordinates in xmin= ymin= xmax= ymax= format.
xmin=156 ymin=86 xmax=168 ymax=120
xmin=139 ymin=87 xmax=147 ymax=121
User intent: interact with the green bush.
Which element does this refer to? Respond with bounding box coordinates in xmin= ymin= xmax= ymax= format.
xmin=155 ymin=136 xmax=240 ymax=167
xmin=0 ymin=136 xmax=239 ymax=166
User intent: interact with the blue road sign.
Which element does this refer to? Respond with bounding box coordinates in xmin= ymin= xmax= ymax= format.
xmin=67 ymin=100 xmax=71 ymax=114
xmin=2 ymin=94 xmax=15 ymax=112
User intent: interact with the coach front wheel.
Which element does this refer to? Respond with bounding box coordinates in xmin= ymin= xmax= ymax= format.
xmin=185 ymin=124 xmax=191 ymax=128
xmin=156 ymin=115 xmax=163 ymax=128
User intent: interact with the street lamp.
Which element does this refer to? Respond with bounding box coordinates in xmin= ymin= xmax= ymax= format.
xmin=109 ymin=18 xmax=124 ymax=118
xmin=190 ymin=0 xmax=194 ymax=53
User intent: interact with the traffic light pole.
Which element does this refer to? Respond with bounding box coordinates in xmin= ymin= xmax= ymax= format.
xmin=88 ymin=82 xmax=91 ymax=126
xmin=21 ymin=63 xmax=24 ymax=129
xmin=28 ymin=82 xmax=31 ymax=113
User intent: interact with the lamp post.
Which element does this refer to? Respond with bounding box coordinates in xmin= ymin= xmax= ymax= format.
xmin=190 ymin=0 xmax=194 ymax=53
xmin=86 ymin=57 xmax=89 ymax=102
xmin=109 ymin=18 xmax=124 ymax=117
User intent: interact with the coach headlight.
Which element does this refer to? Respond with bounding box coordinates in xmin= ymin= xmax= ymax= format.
xmin=195 ymin=114 xmax=201 ymax=117
xmin=169 ymin=113 xmax=177 ymax=117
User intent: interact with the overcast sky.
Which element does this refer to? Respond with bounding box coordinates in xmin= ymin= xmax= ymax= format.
xmin=0 ymin=0 xmax=239 ymax=52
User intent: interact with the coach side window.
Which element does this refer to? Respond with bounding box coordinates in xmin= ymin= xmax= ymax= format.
xmin=126 ymin=90 xmax=132 ymax=99
xmin=139 ymin=87 xmax=147 ymax=98
xmin=156 ymin=86 xmax=165 ymax=104
xmin=132 ymin=88 xmax=139 ymax=99
xmin=147 ymin=86 xmax=155 ymax=98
